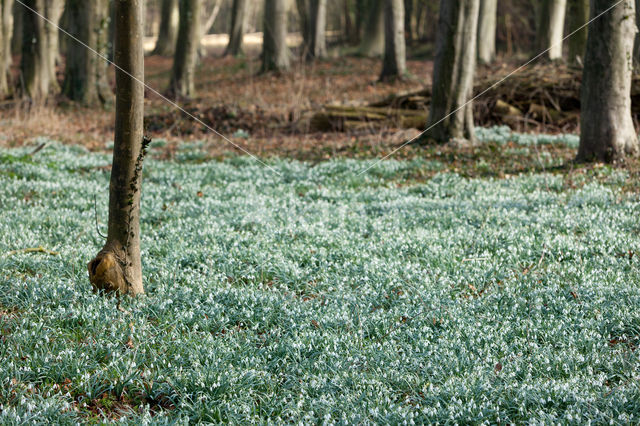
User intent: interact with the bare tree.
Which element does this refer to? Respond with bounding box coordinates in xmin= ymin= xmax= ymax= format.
xmin=535 ymin=0 xmax=566 ymax=60
xmin=20 ymin=0 xmax=63 ymax=100
xmin=62 ymin=0 xmax=112 ymax=106
xmin=420 ymin=0 xmax=480 ymax=144
xmin=578 ymin=0 xmax=638 ymax=162
xmin=0 ymin=0 xmax=13 ymax=97
xmin=477 ymin=0 xmax=497 ymax=64
xmin=88 ymin=0 xmax=146 ymax=297
xmin=224 ymin=0 xmax=247 ymax=56
xmin=358 ymin=0 xmax=385 ymax=56
xmin=567 ymin=0 xmax=589 ymax=64
xmin=167 ymin=0 xmax=201 ymax=98
xmin=379 ymin=0 xmax=406 ymax=81
xmin=297 ymin=0 xmax=327 ymax=60
xmin=152 ymin=0 xmax=179 ymax=56
xmin=262 ymin=0 xmax=290 ymax=72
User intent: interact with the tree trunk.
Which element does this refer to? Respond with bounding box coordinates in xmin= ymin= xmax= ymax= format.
xmin=167 ymin=0 xmax=201 ymax=98
xmin=225 ymin=0 xmax=246 ymax=56
xmin=379 ymin=0 xmax=406 ymax=81
xmin=578 ymin=0 xmax=638 ymax=162
xmin=536 ymin=0 xmax=566 ymax=60
xmin=477 ymin=0 xmax=496 ymax=64
xmin=567 ymin=0 xmax=589 ymax=64
xmin=11 ymin=1 xmax=20 ymax=55
xmin=62 ymin=0 xmax=112 ymax=106
xmin=298 ymin=0 xmax=327 ymax=60
xmin=262 ymin=0 xmax=290 ymax=72
xmin=633 ymin=0 xmax=640 ymax=70
xmin=420 ymin=0 xmax=480 ymax=144
xmin=0 ymin=0 xmax=13 ymax=97
xmin=88 ymin=0 xmax=146 ymax=297
xmin=358 ymin=0 xmax=385 ymax=56
xmin=152 ymin=0 xmax=179 ymax=56
xmin=20 ymin=0 xmax=52 ymax=100
xmin=44 ymin=0 xmax=63 ymax=86
xmin=404 ymin=0 xmax=414 ymax=41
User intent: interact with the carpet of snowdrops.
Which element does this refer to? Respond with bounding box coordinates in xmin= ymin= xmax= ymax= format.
xmin=1 ymin=128 xmax=639 ymax=424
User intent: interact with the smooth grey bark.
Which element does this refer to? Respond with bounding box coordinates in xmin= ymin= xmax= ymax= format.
xmin=567 ymin=0 xmax=589 ymax=64
xmin=420 ymin=0 xmax=480 ymax=144
xmin=0 ymin=0 xmax=13 ymax=97
xmin=359 ymin=0 xmax=385 ymax=56
xmin=477 ymin=0 xmax=497 ymax=64
xmin=168 ymin=0 xmax=201 ymax=98
xmin=44 ymin=0 xmax=63 ymax=84
xmin=201 ymin=0 xmax=222 ymax=36
xmin=224 ymin=0 xmax=247 ymax=56
xmin=152 ymin=0 xmax=179 ymax=56
xmin=536 ymin=0 xmax=566 ymax=60
xmin=578 ymin=0 xmax=638 ymax=162
xmin=88 ymin=0 xmax=145 ymax=297
xmin=62 ymin=0 xmax=112 ymax=106
xmin=262 ymin=0 xmax=290 ymax=72
xmin=298 ymin=0 xmax=327 ymax=60
xmin=380 ymin=0 xmax=406 ymax=81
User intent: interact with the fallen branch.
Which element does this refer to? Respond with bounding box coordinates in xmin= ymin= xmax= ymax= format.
xmin=5 ymin=246 xmax=60 ymax=257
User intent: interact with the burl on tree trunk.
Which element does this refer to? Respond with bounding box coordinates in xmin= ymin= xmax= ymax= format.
xmin=88 ymin=0 xmax=146 ymax=297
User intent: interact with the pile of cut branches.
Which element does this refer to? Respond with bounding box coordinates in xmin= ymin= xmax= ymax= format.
xmin=311 ymin=63 xmax=640 ymax=133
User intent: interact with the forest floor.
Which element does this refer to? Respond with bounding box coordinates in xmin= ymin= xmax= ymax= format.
xmin=1 ymin=140 xmax=640 ymax=423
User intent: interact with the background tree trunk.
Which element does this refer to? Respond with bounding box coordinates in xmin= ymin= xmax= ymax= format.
xmin=578 ymin=0 xmax=637 ymax=162
xmin=567 ymin=0 xmax=589 ymax=64
xmin=298 ymin=0 xmax=327 ymax=60
xmin=404 ymin=0 xmax=414 ymax=41
xmin=44 ymin=0 xmax=63 ymax=88
xmin=421 ymin=0 xmax=480 ymax=144
xmin=536 ymin=0 xmax=566 ymax=60
xmin=225 ymin=0 xmax=247 ymax=56
xmin=88 ymin=0 xmax=145 ymax=297
xmin=262 ymin=0 xmax=290 ymax=72
xmin=62 ymin=0 xmax=112 ymax=106
xmin=0 ymin=0 xmax=13 ymax=97
xmin=477 ymin=0 xmax=497 ymax=64
xmin=358 ymin=0 xmax=385 ymax=56
xmin=379 ymin=0 xmax=406 ymax=81
xmin=11 ymin=1 xmax=20 ymax=55
xmin=152 ymin=0 xmax=179 ymax=56
xmin=20 ymin=0 xmax=53 ymax=100
xmin=168 ymin=0 xmax=201 ymax=98
xmin=634 ymin=0 xmax=640 ymax=70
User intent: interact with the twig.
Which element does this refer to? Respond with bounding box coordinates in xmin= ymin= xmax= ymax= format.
xmin=94 ymin=193 xmax=107 ymax=239
xmin=5 ymin=246 xmax=59 ymax=257
xmin=29 ymin=142 xmax=49 ymax=156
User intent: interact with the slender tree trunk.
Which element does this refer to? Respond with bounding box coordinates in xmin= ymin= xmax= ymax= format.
xmin=44 ymin=0 xmax=64 ymax=88
xmin=578 ymin=0 xmax=638 ymax=162
xmin=152 ymin=0 xmax=179 ymax=56
xmin=380 ymin=0 xmax=406 ymax=81
xmin=201 ymin=0 xmax=222 ymax=36
xmin=477 ymin=0 xmax=496 ymax=64
xmin=298 ymin=0 xmax=327 ymax=60
xmin=358 ymin=0 xmax=385 ymax=56
xmin=262 ymin=0 xmax=290 ymax=72
xmin=567 ymin=0 xmax=589 ymax=64
xmin=355 ymin=0 xmax=366 ymax=43
xmin=167 ymin=0 xmax=201 ymax=98
xmin=88 ymin=0 xmax=146 ymax=297
xmin=11 ymin=1 xmax=20 ymax=55
xmin=404 ymin=0 xmax=414 ymax=41
xmin=633 ymin=0 xmax=640 ymax=70
xmin=62 ymin=0 xmax=112 ymax=106
xmin=420 ymin=0 xmax=480 ymax=144
xmin=536 ymin=0 xmax=566 ymax=60
xmin=21 ymin=0 xmax=51 ymax=100
xmin=0 ymin=0 xmax=13 ymax=97
xmin=225 ymin=0 xmax=246 ymax=56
